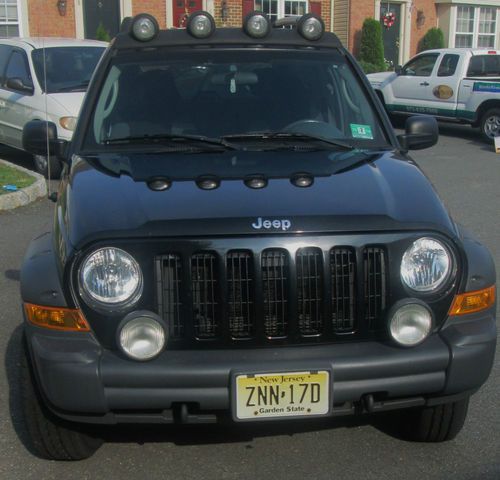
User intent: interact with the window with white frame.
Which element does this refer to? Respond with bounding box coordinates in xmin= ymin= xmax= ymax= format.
xmin=254 ymin=0 xmax=308 ymax=23
xmin=455 ymin=5 xmax=498 ymax=49
xmin=0 ymin=0 xmax=19 ymax=37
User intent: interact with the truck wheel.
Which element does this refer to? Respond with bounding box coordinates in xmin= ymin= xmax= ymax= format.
xmin=33 ymin=154 xmax=62 ymax=179
xmin=20 ymin=338 xmax=103 ymax=460
xmin=480 ymin=108 xmax=500 ymax=141
xmin=398 ymin=398 xmax=470 ymax=442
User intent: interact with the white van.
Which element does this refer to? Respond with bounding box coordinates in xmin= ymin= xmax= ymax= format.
xmin=0 ymin=38 xmax=106 ymax=177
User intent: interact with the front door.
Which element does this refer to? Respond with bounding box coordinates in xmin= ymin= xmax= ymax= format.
xmin=83 ymin=0 xmax=121 ymax=40
xmin=380 ymin=3 xmax=401 ymax=69
xmin=173 ymin=0 xmax=204 ymax=28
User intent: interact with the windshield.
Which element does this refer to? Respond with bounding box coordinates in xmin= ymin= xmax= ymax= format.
xmin=32 ymin=46 xmax=106 ymax=93
xmin=84 ymin=48 xmax=389 ymax=150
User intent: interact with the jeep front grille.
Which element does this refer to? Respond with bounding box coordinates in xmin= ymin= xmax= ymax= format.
xmin=155 ymin=243 xmax=387 ymax=347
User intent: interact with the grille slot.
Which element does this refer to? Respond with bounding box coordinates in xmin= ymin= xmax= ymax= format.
xmin=227 ymin=251 xmax=254 ymax=338
xmin=297 ymin=248 xmax=323 ymax=335
xmin=364 ymin=247 xmax=387 ymax=327
xmin=330 ymin=248 xmax=356 ymax=333
xmin=261 ymin=249 xmax=289 ymax=338
xmin=156 ymin=254 xmax=183 ymax=338
xmin=191 ymin=253 xmax=219 ymax=338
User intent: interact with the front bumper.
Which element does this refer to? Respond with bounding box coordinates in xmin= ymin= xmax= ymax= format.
xmin=25 ymin=308 xmax=496 ymax=425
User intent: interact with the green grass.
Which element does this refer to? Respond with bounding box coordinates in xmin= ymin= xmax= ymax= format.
xmin=0 ymin=163 xmax=36 ymax=195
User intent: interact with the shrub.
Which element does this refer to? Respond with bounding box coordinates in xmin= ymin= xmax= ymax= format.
xmin=359 ymin=18 xmax=385 ymax=72
xmin=358 ymin=60 xmax=382 ymax=74
xmin=419 ymin=27 xmax=445 ymax=52
xmin=95 ymin=22 xmax=111 ymax=42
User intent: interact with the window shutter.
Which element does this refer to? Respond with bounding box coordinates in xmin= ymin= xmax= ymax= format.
xmin=243 ymin=0 xmax=255 ymax=17
xmin=309 ymin=1 xmax=322 ymax=17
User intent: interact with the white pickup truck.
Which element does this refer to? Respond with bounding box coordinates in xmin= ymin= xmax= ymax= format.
xmin=367 ymin=48 xmax=500 ymax=140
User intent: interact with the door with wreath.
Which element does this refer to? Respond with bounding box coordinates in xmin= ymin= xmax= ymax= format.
xmin=380 ymin=3 xmax=401 ymax=69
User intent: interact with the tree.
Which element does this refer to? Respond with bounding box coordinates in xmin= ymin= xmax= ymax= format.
xmin=95 ymin=22 xmax=111 ymax=42
xmin=359 ymin=18 xmax=385 ymax=72
xmin=419 ymin=28 xmax=445 ymax=52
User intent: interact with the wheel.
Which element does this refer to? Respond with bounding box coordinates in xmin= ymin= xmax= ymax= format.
xmin=398 ymin=398 xmax=470 ymax=442
xmin=20 ymin=337 xmax=103 ymax=460
xmin=479 ymin=108 xmax=500 ymax=142
xmin=33 ymin=154 xmax=62 ymax=179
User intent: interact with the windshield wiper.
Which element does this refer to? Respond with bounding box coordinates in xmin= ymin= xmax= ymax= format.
xmin=222 ymin=132 xmax=354 ymax=150
xmin=56 ymin=81 xmax=90 ymax=92
xmin=104 ymin=133 xmax=240 ymax=150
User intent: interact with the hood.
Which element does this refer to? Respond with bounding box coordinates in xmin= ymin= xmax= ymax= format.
xmin=64 ymin=150 xmax=456 ymax=248
xmin=367 ymin=71 xmax=397 ymax=87
xmin=48 ymin=92 xmax=85 ymax=116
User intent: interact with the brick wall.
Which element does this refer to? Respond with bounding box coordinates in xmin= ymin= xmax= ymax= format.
xmin=132 ymin=0 xmax=167 ymax=28
xmin=28 ymin=0 xmax=76 ymax=37
xmin=410 ymin=0 xmax=438 ymax=56
xmin=348 ymin=0 xmax=375 ymax=58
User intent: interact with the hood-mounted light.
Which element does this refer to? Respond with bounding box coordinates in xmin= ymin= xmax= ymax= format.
xmin=297 ymin=13 xmax=324 ymax=41
xmin=186 ymin=11 xmax=216 ymax=39
xmin=129 ymin=13 xmax=159 ymax=42
xmin=291 ymin=172 xmax=314 ymax=188
xmin=243 ymin=11 xmax=271 ymax=39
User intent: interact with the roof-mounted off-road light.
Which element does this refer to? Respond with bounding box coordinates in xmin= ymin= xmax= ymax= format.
xmin=131 ymin=13 xmax=159 ymax=42
xmin=243 ymin=11 xmax=271 ymax=39
xmin=187 ymin=11 xmax=216 ymax=39
xmin=297 ymin=13 xmax=324 ymax=41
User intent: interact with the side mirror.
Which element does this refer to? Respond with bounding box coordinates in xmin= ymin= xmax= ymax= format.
xmin=395 ymin=65 xmax=403 ymax=75
xmin=397 ymin=115 xmax=438 ymax=151
xmin=22 ymin=120 xmax=68 ymax=159
xmin=6 ymin=77 xmax=34 ymax=95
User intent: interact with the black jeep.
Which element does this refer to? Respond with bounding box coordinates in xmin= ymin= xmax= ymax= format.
xmin=20 ymin=12 xmax=496 ymax=460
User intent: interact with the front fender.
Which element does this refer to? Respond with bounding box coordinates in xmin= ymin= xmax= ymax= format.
xmin=20 ymin=232 xmax=68 ymax=307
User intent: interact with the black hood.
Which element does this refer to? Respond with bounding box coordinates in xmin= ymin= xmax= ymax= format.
xmin=64 ymin=149 xmax=457 ymax=248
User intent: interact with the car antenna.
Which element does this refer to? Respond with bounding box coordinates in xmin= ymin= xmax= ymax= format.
xmin=42 ymin=38 xmax=57 ymax=202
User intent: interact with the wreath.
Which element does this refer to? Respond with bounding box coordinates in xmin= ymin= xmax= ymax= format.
xmin=383 ymin=12 xmax=396 ymax=29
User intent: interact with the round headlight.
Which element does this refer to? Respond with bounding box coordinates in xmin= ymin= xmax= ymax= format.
xmin=131 ymin=14 xmax=159 ymax=42
xmin=187 ymin=11 xmax=215 ymax=39
xmin=80 ymin=247 xmax=143 ymax=309
xmin=297 ymin=14 xmax=324 ymax=41
xmin=243 ymin=12 xmax=271 ymax=39
xmin=389 ymin=302 xmax=433 ymax=346
xmin=119 ymin=312 xmax=166 ymax=361
xmin=401 ymin=237 xmax=452 ymax=293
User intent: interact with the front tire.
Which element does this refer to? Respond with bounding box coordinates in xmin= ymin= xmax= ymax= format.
xmin=398 ymin=398 xmax=470 ymax=442
xmin=20 ymin=337 xmax=103 ymax=460
xmin=479 ymin=108 xmax=500 ymax=142
xmin=33 ymin=154 xmax=62 ymax=179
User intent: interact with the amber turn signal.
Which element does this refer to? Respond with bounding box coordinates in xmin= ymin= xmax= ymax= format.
xmin=448 ymin=285 xmax=496 ymax=316
xmin=24 ymin=303 xmax=90 ymax=331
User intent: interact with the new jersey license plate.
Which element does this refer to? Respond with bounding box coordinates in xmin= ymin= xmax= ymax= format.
xmin=234 ymin=371 xmax=330 ymax=420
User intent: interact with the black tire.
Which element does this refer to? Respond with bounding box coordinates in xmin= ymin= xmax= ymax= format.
xmin=33 ymin=154 xmax=62 ymax=179
xmin=20 ymin=338 xmax=103 ymax=460
xmin=479 ymin=107 xmax=500 ymax=142
xmin=398 ymin=398 xmax=470 ymax=443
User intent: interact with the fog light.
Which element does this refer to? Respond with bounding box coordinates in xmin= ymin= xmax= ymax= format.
xmin=187 ymin=11 xmax=215 ymax=38
xmin=389 ymin=301 xmax=432 ymax=347
xmin=196 ymin=175 xmax=220 ymax=190
xmin=243 ymin=12 xmax=271 ymax=39
xmin=118 ymin=312 xmax=166 ymax=361
xmin=297 ymin=14 xmax=324 ymax=41
xmin=131 ymin=14 xmax=159 ymax=42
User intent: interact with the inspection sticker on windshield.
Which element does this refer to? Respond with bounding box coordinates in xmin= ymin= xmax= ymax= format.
xmin=350 ymin=124 xmax=373 ymax=139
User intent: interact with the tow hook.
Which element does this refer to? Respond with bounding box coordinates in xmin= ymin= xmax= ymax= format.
xmin=177 ymin=404 xmax=217 ymax=424
xmin=363 ymin=394 xmax=375 ymax=413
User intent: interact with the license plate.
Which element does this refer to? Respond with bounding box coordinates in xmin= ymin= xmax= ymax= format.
xmin=234 ymin=371 xmax=330 ymax=420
